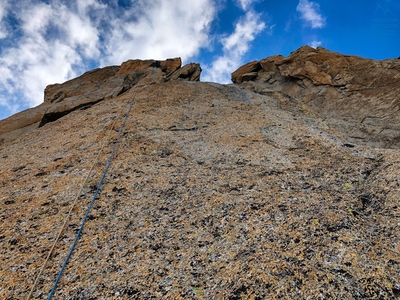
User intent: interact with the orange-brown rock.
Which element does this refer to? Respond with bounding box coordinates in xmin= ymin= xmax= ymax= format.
xmin=234 ymin=46 xmax=400 ymax=148
xmin=231 ymin=60 xmax=262 ymax=83
xmin=167 ymin=63 xmax=201 ymax=81
xmin=116 ymin=57 xmax=181 ymax=76
xmin=258 ymin=45 xmax=397 ymax=88
xmin=0 ymin=58 xmax=200 ymax=144
xmin=159 ymin=58 xmax=182 ymax=75
xmin=241 ymin=72 xmax=258 ymax=82
xmin=0 ymin=47 xmax=399 ymax=299
xmin=44 ymin=66 xmax=120 ymax=103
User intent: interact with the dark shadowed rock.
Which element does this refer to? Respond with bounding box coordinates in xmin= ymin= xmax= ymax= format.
xmin=231 ymin=60 xmax=262 ymax=83
xmin=241 ymin=72 xmax=258 ymax=82
xmin=168 ymin=63 xmax=201 ymax=81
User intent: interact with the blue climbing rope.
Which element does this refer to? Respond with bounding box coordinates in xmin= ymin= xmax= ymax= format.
xmin=47 ymin=98 xmax=135 ymax=299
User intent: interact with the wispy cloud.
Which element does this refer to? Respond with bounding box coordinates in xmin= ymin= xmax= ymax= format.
xmin=102 ymin=0 xmax=216 ymax=65
xmin=237 ymin=0 xmax=258 ymax=11
xmin=296 ymin=0 xmax=326 ymax=29
xmin=309 ymin=40 xmax=322 ymax=48
xmin=0 ymin=0 xmax=217 ymax=119
xmin=0 ymin=0 xmax=102 ymax=113
xmin=0 ymin=0 xmax=9 ymax=39
xmin=203 ymin=7 xmax=266 ymax=83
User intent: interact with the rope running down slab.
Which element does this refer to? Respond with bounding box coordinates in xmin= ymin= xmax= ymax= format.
xmin=46 ymin=97 xmax=135 ymax=299
xmin=26 ymin=101 xmax=127 ymax=300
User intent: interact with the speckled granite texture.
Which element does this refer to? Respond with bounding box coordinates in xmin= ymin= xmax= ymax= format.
xmin=1 ymin=78 xmax=399 ymax=299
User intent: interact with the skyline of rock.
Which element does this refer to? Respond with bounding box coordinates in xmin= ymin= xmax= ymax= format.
xmin=1 ymin=46 xmax=399 ymax=299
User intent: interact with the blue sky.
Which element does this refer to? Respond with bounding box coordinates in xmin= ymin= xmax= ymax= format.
xmin=0 ymin=0 xmax=399 ymax=120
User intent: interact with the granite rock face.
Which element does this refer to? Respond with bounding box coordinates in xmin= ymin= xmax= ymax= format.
xmin=0 ymin=58 xmax=201 ymax=143
xmin=231 ymin=60 xmax=262 ymax=83
xmin=0 ymin=47 xmax=399 ymax=299
xmin=234 ymin=46 xmax=400 ymax=149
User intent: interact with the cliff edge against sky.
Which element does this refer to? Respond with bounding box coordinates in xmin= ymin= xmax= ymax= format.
xmin=0 ymin=46 xmax=399 ymax=299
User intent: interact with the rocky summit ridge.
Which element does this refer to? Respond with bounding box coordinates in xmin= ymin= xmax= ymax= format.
xmin=0 ymin=46 xmax=399 ymax=299
xmin=233 ymin=46 xmax=400 ymax=149
xmin=0 ymin=58 xmax=201 ymax=145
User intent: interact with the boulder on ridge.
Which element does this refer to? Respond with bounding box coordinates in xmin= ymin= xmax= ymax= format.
xmin=232 ymin=46 xmax=400 ymax=148
xmin=0 ymin=58 xmax=201 ymax=143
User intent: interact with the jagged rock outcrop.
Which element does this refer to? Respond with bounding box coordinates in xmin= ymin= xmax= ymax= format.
xmin=0 ymin=58 xmax=201 ymax=143
xmin=233 ymin=46 xmax=400 ymax=148
xmin=0 ymin=47 xmax=399 ymax=299
xmin=167 ymin=63 xmax=202 ymax=81
xmin=231 ymin=60 xmax=262 ymax=83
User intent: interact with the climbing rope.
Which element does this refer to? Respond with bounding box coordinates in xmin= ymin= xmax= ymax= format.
xmin=47 ymin=98 xmax=134 ymax=299
xmin=26 ymin=96 xmax=135 ymax=299
xmin=28 ymin=105 xmax=125 ymax=299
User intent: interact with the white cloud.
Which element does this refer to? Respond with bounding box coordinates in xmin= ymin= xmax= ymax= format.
xmin=0 ymin=0 xmax=270 ymax=119
xmin=0 ymin=0 xmax=9 ymax=39
xmin=0 ymin=0 xmax=217 ymax=118
xmin=0 ymin=0 xmax=102 ymax=111
xmin=76 ymin=0 xmax=107 ymax=14
xmin=296 ymin=0 xmax=326 ymax=29
xmin=20 ymin=2 xmax=53 ymax=36
xmin=203 ymin=10 xmax=265 ymax=83
xmin=56 ymin=5 xmax=100 ymax=58
xmin=237 ymin=0 xmax=257 ymax=10
xmin=309 ymin=40 xmax=322 ymax=48
xmin=102 ymin=0 xmax=216 ymax=65
xmin=0 ymin=36 xmax=81 ymax=106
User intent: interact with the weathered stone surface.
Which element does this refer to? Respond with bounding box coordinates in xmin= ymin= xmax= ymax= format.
xmin=116 ymin=57 xmax=181 ymax=76
xmin=0 ymin=58 xmax=200 ymax=142
xmin=159 ymin=58 xmax=182 ymax=75
xmin=44 ymin=66 xmax=120 ymax=104
xmin=1 ymin=79 xmax=399 ymax=299
xmin=235 ymin=46 xmax=400 ymax=148
xmin=168 ymin=63 xmax=201 ymax=81
xmin=115 ymin=59 xmax=155 ymax=76
xmin=231 ymin=60 xmax=262 ymax=83
xmin=0 ymin=47 xmax=399 ymax=299
xmin=0 ymin=106 xmax=49 ymax=145
xmin=241 ymin=72 xmax=258 ymax=82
